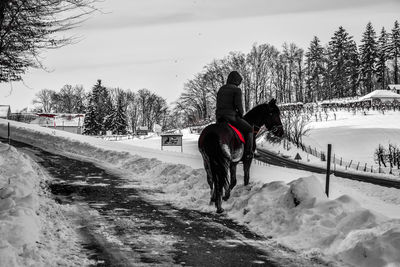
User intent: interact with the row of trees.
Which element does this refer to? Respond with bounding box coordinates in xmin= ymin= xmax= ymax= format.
xmin=82 ymin=80 xmax=169 ymax=135
xmin=32 ymin=80 xmax=170 ymax=135
xmin=174 ymin=21 xmax=400 ymax=127
xmin=33 ymin=85 xmax=87 ymax=114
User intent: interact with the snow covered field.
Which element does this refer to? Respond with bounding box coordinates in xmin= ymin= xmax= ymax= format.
xmin=0 ymin=110 xmax=400 ymax=267
xmin=305 ymin=109 xmax=400 ymax=168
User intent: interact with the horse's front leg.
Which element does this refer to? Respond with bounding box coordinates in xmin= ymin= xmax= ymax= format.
xmin=243 ymin=157 xmax=253 ymax=186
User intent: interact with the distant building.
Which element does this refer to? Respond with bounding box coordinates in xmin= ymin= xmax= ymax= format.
xmin=388 ymin=84 xmax=400 ymax=95
xmin=30 ymin=113 xmax=85 ymax=134
xmin=359 ymin=90 xmax=400 ymax=103
xmin=9 ymin=113 xmax=37 ymax=123
xmin=136 ymin=126 xmax=149 ymax=135
xmin=0 ymin=105 xmax=11 ymax=119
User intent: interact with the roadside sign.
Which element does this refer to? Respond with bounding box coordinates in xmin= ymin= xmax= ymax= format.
xmin=161 ymin=133 xmax=183 ymax=152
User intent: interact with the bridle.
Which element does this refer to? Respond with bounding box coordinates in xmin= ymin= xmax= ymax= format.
xmin=252 ymin=105 xmax=283 ymax=138
xmin=270 ymin=125 xmax=283 ymax=135
xmin=253 ymin=124 xmax=261 ymax=135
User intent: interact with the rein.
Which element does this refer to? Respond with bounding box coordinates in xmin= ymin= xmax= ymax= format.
xmin=253 ymin=124 xmax=261 ymax=135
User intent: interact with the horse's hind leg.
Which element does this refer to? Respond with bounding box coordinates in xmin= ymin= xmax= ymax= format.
xmin=208 ymin=172 xmax=216 ymax=203
xmin=215 ymin=185 xmax=224 ymax=213
xmin=210 ymin=187 xmax=216 ymax=204
xmin=243 ymin=157 xmax=253 ymax=186
xmin=223 ymin=162 xmax=237 ymax=201
xmin=202 ymin=158 xmax=215 ymax=204
xmin=230 ymin=162 xmax=237 ymax=190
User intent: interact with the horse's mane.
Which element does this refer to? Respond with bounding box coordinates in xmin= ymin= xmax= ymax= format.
xmin=243 ymin=103 xmax=269 ymax=125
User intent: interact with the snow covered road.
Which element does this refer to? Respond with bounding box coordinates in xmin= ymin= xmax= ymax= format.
xmin=12 ymin=139 xmax=327 ymax=267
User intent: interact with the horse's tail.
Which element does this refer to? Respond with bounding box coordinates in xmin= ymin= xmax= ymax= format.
xmin=199 ymin=127 xmax=230 ymax=212
xmin=208 ymin=136 xmax=230 ymax=192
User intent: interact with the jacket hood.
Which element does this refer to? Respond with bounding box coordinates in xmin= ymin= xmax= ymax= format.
xmin=226 ymin=71 xmax=242 ymax=86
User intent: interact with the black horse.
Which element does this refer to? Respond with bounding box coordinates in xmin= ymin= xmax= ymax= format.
xmin=198 ymin=99 xmax=284 ymax=213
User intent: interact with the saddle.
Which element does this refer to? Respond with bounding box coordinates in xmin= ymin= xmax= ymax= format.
xmin=228 ymin=124 xmax=245 ymax=144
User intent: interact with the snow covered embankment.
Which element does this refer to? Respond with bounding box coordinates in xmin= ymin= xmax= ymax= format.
xmin=0 ymin=141 xmax=96 ymax=266
xmin=1 ymin=120 xmax=400 ymax=267
xmin=0 ymin=144 xmax=41 ymax=266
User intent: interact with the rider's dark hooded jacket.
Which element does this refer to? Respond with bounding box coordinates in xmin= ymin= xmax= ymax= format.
xmin=215 ymin=71 xmax=244 ymax=121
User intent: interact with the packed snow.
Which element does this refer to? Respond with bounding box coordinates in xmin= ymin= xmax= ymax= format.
xmin=0 ymin=110 xmax=400 ymax=267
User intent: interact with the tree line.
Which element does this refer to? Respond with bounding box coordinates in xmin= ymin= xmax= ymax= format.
xmin=32 ymin=80 xmax=170 ymax=135
xmin=174 ymin=21 xmax=400 ymax=127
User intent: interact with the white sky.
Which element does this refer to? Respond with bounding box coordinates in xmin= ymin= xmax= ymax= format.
xmin=1 ymin=0 xmax=400 ymax=111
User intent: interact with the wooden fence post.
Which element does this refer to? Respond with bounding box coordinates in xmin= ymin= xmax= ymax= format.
xmin=8 ymin=122 xmax=10 ymax=145
xmin=325 ymin=144 xmax=332 ymax=197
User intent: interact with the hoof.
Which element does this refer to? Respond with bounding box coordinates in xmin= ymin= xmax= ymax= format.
xmin=216 ymin=208 xmax=224 ymax=214
xmin=222 ymin=195 xmax=230 ymax=201
xmin=209 ymin=200 xmax=214 ymax=205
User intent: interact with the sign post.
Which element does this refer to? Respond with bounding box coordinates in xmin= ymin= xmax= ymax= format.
xmin=161 ymin=133 xmax=183 ymax=152
xmin=294 ymin=153 xmax=302 ymax=162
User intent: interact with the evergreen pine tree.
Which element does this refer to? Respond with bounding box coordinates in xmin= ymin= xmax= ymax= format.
xmin=97 ymin=83 xmax=112 ymax=134
xmin=328 ymin=26 xmax=357 ymax=98
xmin=83 ymin=79 xmax=109 ymax=135
xmin=305 ymin=36 xmax=325 ymax=102
xmin=386 ymin=20 xmax=400 ymax=84
xmin=103 ymin=94 xmax=115 ymax=133
xmin=113 ymin=95 xmax=128 ymax=135
xmin=359 ymin=22 xmax=378 ymax=94
xmin=377 ymin=27 xmax=390 ymax=89
xmin=347 ymin=40 xmax=360 ymax=96
xmin=83 ymin=98 xmax=100 ymax=135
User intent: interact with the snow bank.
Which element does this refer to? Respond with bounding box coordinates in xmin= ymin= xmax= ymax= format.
xmin=0 ymin=143 xmax=41 ymax=266
xmin=1 ymin=119 xmax=400 ymax=266
xmin=0 ymin=138 xmax=96 ymax=266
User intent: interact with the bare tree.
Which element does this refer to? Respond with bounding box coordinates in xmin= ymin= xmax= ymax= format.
xmin=32 ymin=88 xmax=55 ymax=112
xmin=0 ymin=0 xmax=98 ymax=83
xmin=126 ymin=90 xmax=138 ymax=133
xmin=281 ymin=110 xmax=311 ymax=147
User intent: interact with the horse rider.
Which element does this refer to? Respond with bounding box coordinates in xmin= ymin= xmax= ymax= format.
xmin=215 ymin=71 xmax=253 ymax=160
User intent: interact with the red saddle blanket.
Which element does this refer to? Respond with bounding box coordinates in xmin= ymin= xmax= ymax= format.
xmin=228 ymin=124 xmax=245 ymax=143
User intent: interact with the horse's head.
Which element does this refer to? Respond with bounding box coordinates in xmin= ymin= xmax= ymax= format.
xmin=263 ymin=99 xmax=284 ymax=138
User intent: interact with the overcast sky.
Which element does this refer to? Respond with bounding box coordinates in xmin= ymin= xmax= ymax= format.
xmin=1 ymin=0 xmax=400 ymax=111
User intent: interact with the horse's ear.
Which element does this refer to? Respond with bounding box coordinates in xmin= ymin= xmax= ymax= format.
xmin=268 ymin=98 xmax=276 ymax=105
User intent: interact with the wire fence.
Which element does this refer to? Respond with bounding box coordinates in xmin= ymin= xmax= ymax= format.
xmin=295 ymin=141 xmax=400 ymax=176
